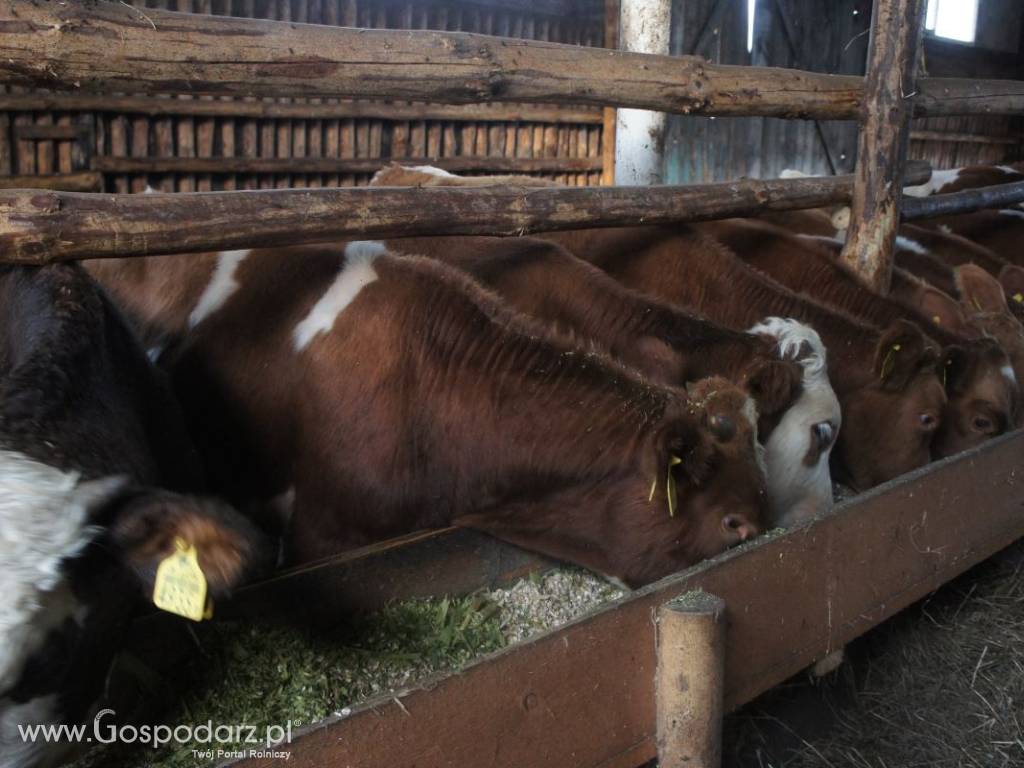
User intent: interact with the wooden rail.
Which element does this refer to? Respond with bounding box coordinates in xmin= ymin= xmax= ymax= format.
xmin=0 ymin=93 xmax=604 ymax=125
xmin=2 ymin=1 xmax=1022 ymax=120
xmin=224 ymin=428 xmax=1024 ymax=768
xmin=0 ymin=164 xmax=931 ymax=262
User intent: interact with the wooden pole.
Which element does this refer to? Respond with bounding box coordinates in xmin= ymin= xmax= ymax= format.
xmin=0 ymin=2 xmax=1020 ymax=119
xmin=656 ymin=591 xmax=726 ymax=768
xmin=613 ymin=0 xmax=670 ymax=185
xmin=0 ymin=171 xmax=102 ymax=192
xmin=840 ymin=0 xmax=926 ymax=293
xmin=600 ymin=0 xmax=619 ymax=186
xmin=0 ymin=165 xmax=931 ymax=263
xmin=902 ymin=180 xmax=1024 ymax=220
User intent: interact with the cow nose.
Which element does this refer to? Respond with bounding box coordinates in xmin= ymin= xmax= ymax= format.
xmin=722 ymin=514 xmax=757 ymax=541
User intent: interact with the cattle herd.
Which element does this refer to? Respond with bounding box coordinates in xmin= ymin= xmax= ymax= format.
xmin=2 ymin=162 xmax=1024 ymax=767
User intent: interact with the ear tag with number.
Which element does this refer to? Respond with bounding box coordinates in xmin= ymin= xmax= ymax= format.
xmin=1014 ymin=293 xmax=1023 ymax=304
xmin=153 ymin=538 xmax=209 ymax=622
xmin=880 ymin=343 xmax=901 ymax=381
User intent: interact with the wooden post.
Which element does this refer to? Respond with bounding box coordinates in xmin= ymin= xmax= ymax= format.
xmin=614 ymin=0 xmax=671 ymax=185
xmin=600 ymin=0 xmax=619 ymax=186
xmin=839 ymin=0 xmax=926 ymax=292
xmin=656 ymin=591 xmax=726 ymax=768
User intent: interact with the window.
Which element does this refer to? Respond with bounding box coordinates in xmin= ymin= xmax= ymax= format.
xmin=925 ymin=0 xmax=979 ymax=44
xmin=747 ymin=0 xmax=757 ymax=53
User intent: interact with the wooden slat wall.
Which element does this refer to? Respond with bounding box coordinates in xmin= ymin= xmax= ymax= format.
xmin=1 ymin=0 xmax=606 ymax=192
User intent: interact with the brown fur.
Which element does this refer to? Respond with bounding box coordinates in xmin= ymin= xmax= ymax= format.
xmin=695 ymin=219 xmax=1019 ymax=456
xmin=541 ymin=225 xmax=949 ymax=491
xmin=91 ymin=245 xmax=768 ymax=587
xmin=381 ymin=235 xmax=803 ymax=423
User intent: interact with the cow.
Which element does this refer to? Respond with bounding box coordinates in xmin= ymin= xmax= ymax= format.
xmin=695 ymin=218 xmax=1019 ymax=457
xmin=0 ymin=263 xmax=272 ymax=768
xmin=917 ymin=210 xmax=1024 ymax=270
xmin=904 ymin=164 xmax=1024 ymax=197
xmin=87 ymin=243 xmax=770 ymax=587
xmin=370 ymin=162 xmax=561 ymax=188
xmin=538 ymin=225 xmax=947 ymax=492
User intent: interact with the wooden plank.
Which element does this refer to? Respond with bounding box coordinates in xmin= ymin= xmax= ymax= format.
xmin=3 ymin=2 xmax=1022 ymax=119
xmin=908 ymin=129 xmax=1018 ymax=146
xmin=232 ymin=428 xmax=1024 ymax=768
xmin=0 ymin=164 xmax=933 ymax=262
xmin=91 ymin=155 xmax=603 ymax=174
xmin=840 ymin=0 xmax=925 ymax=292
xmin=11 ymin=123 xmax=86 ymax=141
xmin=0 ymin=171 xmax=102 ymax=191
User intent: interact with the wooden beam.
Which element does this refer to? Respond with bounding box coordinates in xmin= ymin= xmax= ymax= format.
xmin=11 ymin=123 xmax=87 ymax=141
xmin=0 ymin=164 xmax=932 ymax=262
xmin=92 ymin=156 xmax=602 ymax=175
xmin=909 ymin=129 xmax=1018 ymax=146
xmin=0 ymin=2 xmax=1019 ymax=119
xmin=0 ymin=93 xmax=604 ymax=125
xmin=902 ymin=180 xmax=1024 ymax=220
xmin=230 ymin=428 xmax=1024 ymax=768
xmin=0 ymin=171 xmax=102 ymax=191
xmin=614 ymin=0 xmax=671 ymax=185
xmin=0 ymin=0 xmax=864 ymax=119
xmin=840 ymin=0 xmax=926 ymax=293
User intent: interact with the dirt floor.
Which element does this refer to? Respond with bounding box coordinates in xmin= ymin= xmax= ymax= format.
xmin=722 ymin=541 xmax=1024 ymax=768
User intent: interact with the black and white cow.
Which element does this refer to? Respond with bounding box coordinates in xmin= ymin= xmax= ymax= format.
xmin=0 ymin=263 xmax=271 ymax=768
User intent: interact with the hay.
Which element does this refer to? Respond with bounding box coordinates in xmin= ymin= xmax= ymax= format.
xmin=724 ymin=544 xmax=1024 ymax=768
xmin=71 ymin=567 xmax=622 ymax=768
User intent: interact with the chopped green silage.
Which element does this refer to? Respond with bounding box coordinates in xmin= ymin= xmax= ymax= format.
xmin=70 ymin=568 xmax=623 ymax=768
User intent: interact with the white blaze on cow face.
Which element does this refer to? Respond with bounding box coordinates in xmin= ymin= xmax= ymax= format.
xmin=188 ymin=250 xmax=251 ymax=329
xmin=0 ymin=451 xmax=125 ymax=695
xmin=293 ymin=241 xmax=385 ymax=352
xmin=903 ymin=168 xmax=962 ymax=197
xmin=748 ymin=319 xmax=841 ymax=528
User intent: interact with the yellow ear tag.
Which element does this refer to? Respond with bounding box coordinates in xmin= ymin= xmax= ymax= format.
xmin=153 ymin=538 xmax=209 ymax=622
xmin=1014 ymin=293 xmax=1023 ymax=304
xmin=666 ymin=455 xmax=683 ymax=518
xmin=880 ymin=343 xmax=901 ymax=381
xmin=932 ymin=315 xmax=941 ymax=325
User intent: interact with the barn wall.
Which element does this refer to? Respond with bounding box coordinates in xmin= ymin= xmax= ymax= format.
xmin=664 ymin=0 xmax=1022 ymax=183
xmin=0 ymin=0 xmax=607 ymax=192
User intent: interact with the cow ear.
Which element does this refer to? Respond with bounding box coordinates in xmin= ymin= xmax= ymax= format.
xmin=998 ymin=265 xmax=1024 ymax=308
xmin=103 ymin=490 xmax=275 ymax=598
xmin=940 ymin=345 xmax=972 ymax=397
xmin=874 ymin=320 xmax=936 ymax=390
xmin=916 ymin=285 xmax=973 ymax=336
xmin=744 ymin=357 xmax=803 ymax=419
xmin=957 ymin=264 xmax=1009 ymax=315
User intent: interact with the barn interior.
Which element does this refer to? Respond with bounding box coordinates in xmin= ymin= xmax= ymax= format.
xmin=2 ymin=1 xmax=1024 ymax=768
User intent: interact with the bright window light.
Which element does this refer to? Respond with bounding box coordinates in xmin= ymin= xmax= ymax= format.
xmin=925 ymin=0 xmax=978 ymax=44
xmin=747 ymin=0 xmax=757 ymax=53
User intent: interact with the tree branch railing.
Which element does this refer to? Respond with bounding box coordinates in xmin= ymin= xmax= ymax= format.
xmin=0 ymin=165 xmax=932 ymax=263
xmin=1 ymin=0 xmax=1022 ymax=120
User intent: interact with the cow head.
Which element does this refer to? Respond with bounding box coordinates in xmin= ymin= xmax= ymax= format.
xmin=833 ymin=320 xmax=947 ymax=491
xmin=0 ymin=452 xmax=273 ymax=768
xmin=899 ymin=279 xmax=1019 ymax=455
xmin=956 ymin=264 xmax=1024 ymax=387
xmin=748 ymin=318 xmax=841 ymax=528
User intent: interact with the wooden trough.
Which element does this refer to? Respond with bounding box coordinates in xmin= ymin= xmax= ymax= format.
xmin=2 ymin=0 xmax=1024 ymax=766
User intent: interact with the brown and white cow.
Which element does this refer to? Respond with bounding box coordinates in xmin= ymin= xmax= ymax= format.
xmin=367 ymin=168 xmax=838 ymax=526
xmin=370 ymin=162 xmax=561 ymax=188
xmin=539 ymin=225 xmax=947 ymax=491
xmin=904 ymin=164 xmax=1024 ymax=197
xmin=696 ymin=219 xmax=1019 ymax=456
xmin=88 ymin=243 xmax=769 ymax=587
xmin=0 ymin=263 xmax=272 ymax=768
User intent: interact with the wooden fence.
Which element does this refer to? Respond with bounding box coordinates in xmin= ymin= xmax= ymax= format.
xmin=2 ymin=1 xmax=1024 ymax=766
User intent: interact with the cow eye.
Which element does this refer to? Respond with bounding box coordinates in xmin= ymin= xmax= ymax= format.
xmin=973 ymin=416 xmax=994 ymax=433
xmin=919 ymin=413 xmax=937 ymax=430
xmin=812 ymin=421 xmax=835 ymax=448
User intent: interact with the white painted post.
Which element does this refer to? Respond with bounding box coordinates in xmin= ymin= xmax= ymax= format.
xmin=614 ymin=0 xmax=671 ymax=186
